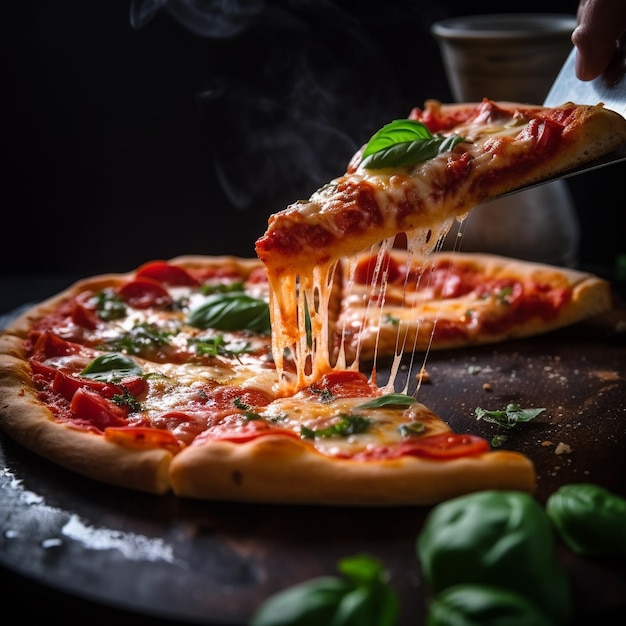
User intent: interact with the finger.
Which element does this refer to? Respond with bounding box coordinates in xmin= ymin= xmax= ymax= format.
xmin=572 ymin=0 xmax=626 ymax=80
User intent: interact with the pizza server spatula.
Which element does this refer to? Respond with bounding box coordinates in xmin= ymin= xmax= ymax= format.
xmin=498 ymin=40 xmax=626 ymax=197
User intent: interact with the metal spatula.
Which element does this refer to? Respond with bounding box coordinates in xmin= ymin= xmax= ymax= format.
xmin=498 ymin=41 xmax=626 ymax=197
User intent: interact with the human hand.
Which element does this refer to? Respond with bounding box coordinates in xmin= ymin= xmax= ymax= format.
xmin=572 ymin=0 xmax=626 ymax=80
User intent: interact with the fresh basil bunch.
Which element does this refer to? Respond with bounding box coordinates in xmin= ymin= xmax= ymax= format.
xmin=416 ymin=490 xmax=572 ymax=626
xmin=249 ymin=554 xmax=398 ymax=626
xmin=546 ymin=483 xmax=626 ymax=557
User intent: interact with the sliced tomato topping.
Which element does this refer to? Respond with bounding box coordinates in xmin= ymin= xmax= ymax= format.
xmin=135 ymin=260 xmax=199 ymax=286
xmin=69 ymin=387 xmax=129 ymax=430
xmin=29 ymin=331 xmax=82 ymax=360
xmin=350 ymin=432 xmax=489 ymax=461
xmin=197 ymin=418 xmax=299 ymax=444
xmin=403 ymin=433 xmax=489 ymax=459
xmin=353 ymin=251 xmax=404 ymax=286
xmin=117 ymin=277 xmax=173 ymax=309
xmin=104 ymin=426 xmax=181 ymax=453
xmin=70 ymin=300 xmax=100 ymax=329
xmin=246 ymin=266 xmax=269 ymax=284
xmin=310 ymin=370 xmax=377 ymax=399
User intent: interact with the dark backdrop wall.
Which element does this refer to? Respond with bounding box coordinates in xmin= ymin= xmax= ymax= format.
xmin=1 ymin=1 xmax=624 ymax=308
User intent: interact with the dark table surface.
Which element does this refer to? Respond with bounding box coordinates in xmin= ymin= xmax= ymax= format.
xmin=1 ymin=288 xmax=626 ymax=625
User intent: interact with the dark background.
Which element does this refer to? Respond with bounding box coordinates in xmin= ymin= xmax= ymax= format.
xmin=1 ymin=0 xmax=624 ymax=313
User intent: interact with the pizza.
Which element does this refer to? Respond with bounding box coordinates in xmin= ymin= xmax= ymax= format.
xmin=0 ymin=249 xmax=610 ymax=505
xmin=1 ymin=98 xmax=624 ymax=506
xmin=255 ymin=98 xmax=626 ymax=391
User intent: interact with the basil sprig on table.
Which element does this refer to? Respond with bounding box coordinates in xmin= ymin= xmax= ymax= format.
xmin=188 ymin=292 xmax=271 ymax=334
xmin=360 ymin=119 xmax=466 ymax=170
xmin=475 ymin=403 xmax=545 ymax=429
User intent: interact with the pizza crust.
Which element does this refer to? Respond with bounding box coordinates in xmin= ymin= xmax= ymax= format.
xmin=169 ymin=434 xmax=535 ymax=506
xmin=0 ymin=345 xmax=173 ymax=494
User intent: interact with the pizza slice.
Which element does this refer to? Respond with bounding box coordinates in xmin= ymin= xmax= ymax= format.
xmin=336 ymin=249 xmax=612 ymax=363
xmin=255 ymin=99 xmax=626 ymax=391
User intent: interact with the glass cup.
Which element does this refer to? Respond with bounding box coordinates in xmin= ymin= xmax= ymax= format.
xmin=430 ymin=13 xmax=580 ymax=266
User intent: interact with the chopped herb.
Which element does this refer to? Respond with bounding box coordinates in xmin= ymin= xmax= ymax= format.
xmin=111 ymin=388 xmax=142 ymax=412
xmin=383 ymin=313 xmax=400 ymax=326
xmin=475 ymin=403 xmax=545 ymax=429
xmin=190 ymin=334 xmax=250 ymax=357
xmin=95 ymin=289 xmax=127 ymax=321
xmin=300 ymin=414 xmax=371 ymax=439
xmin=201 ymin=281 xmax=245 ymax=295
xmin=491 ymin=434 xmax=508 ymax=447
xmin=100 ymin=322 xmax=173 ymax=355
xmin=398 ymin=422 xmax=426 ymax=437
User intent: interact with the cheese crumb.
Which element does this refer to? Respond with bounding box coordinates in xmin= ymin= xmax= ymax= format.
xmin=554 ymin=442 xmax=572 ymax=455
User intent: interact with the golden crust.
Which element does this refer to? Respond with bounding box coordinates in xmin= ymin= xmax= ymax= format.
xmin=169 ymin=435 xmax=535 ymax=505
xmin=0 ymin=350 xmax=173 ymax=494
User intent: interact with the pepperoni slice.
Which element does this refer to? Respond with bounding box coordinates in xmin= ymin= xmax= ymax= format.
xmin=117 ymin=277 xmax=173 ymax=309
xmin=136 ymin=260 xmax=199 ymax=286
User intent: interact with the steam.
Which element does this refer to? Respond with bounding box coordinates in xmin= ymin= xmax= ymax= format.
xmin=130 ymin=0 xmax=264 ymax=38
xmin=130 ymin=0 xmax=419 ymax=212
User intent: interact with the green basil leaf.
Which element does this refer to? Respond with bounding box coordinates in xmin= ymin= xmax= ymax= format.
xmin=188 ymin=292 xmax=271 ymax=334
xmin=546 ymin=483 xmax=626 ymax=557
xmin=80 ymin=353 xmax=143 ymax=381
xmin=417 ymin=490 xmax=572 ymax=625
xmin=250 ymin=555 xmax=398 ymax=626
xmin=426 ymin=584 xmax=556 ymax=626
xmin=362 ymin=120 xmax=434 ymax=157
xmin=355 ymin=393 xmax=417 ymax=409
xmin=475 ymin=403 xmax=545 ymax=429
xmin=361 ymin=120 xmax=466 ymax=170
xmin=300 ymin=414 xmax=371 ymax=439
xmin=250 ymin=577 xmax=352 ymax=626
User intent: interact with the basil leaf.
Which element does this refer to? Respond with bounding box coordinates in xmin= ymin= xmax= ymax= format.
xmin=80 ymin=353 xmax=143 ymax=381
xmin=300 ymin=414 xmax=371 ymax=439
xmin=361 ymin=120 xmax=466 ymax=170
xmin=355 ymin=393 xmax=417 ymax=409
xmin=362 ymin=119 xmax=434 ymax=157
xmin=189 ymin=292 xmax=271 ymax=334
xmin=427 ymin=584 xmax=556 ymax=626
xmin=475 ymin=403 xmax=545 ymax=429
xmin=417 ymin=490 xmax=573 ymax=625
xmin=546 ymin=483 xmax=626 ymax=557
xmin=250 ymin=554 xmax=398 ymax=626
xmin=250 ymin=577 xmax=352 ymax=626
